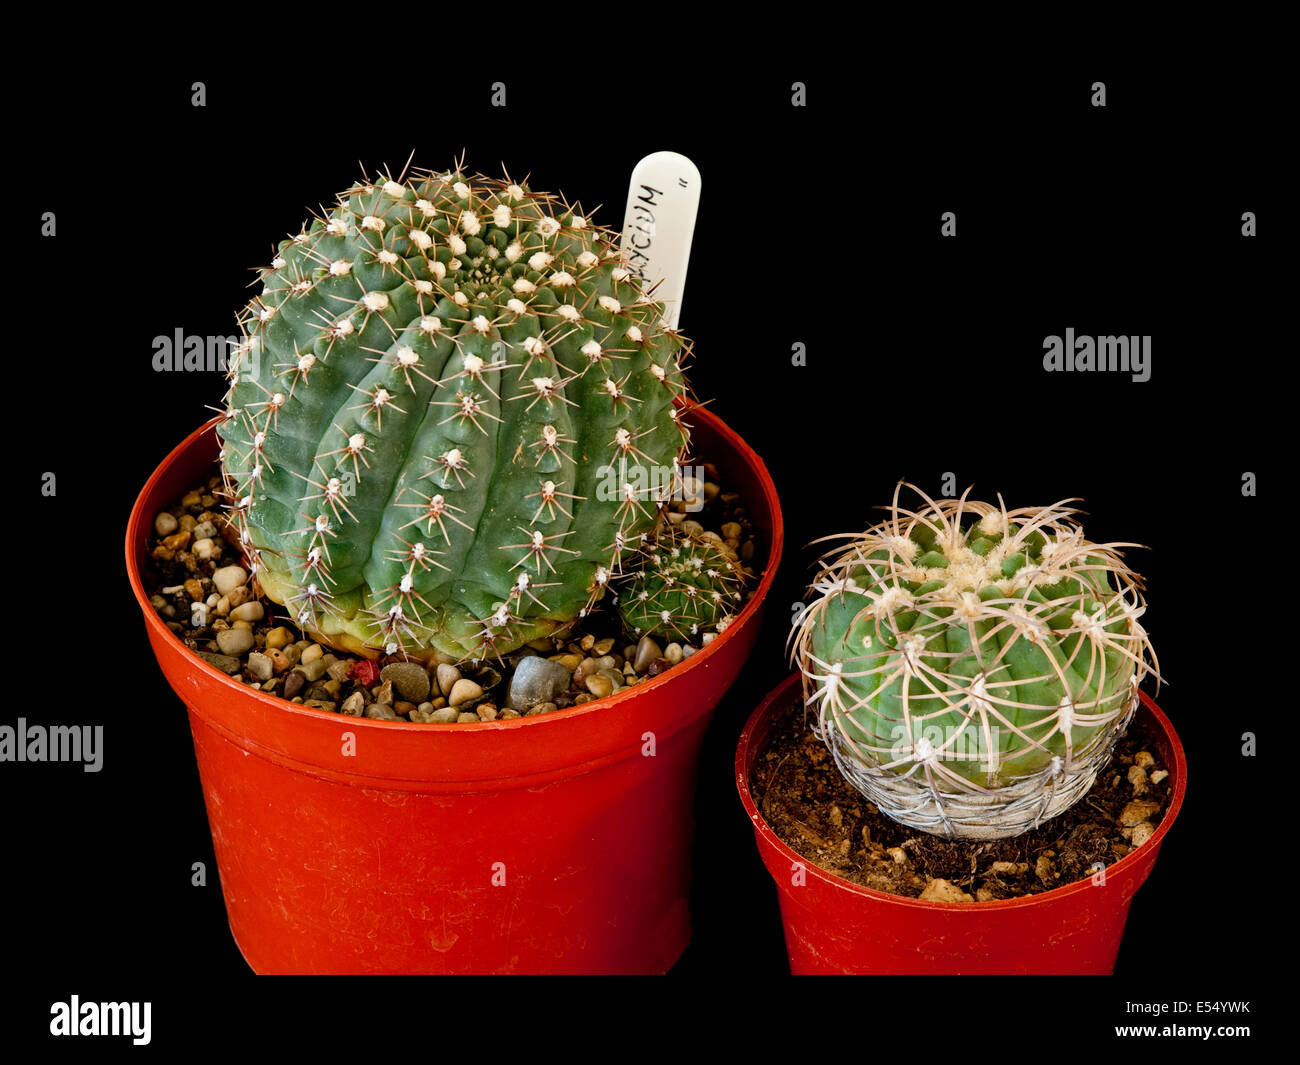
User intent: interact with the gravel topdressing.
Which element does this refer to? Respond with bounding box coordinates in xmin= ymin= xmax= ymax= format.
xmin=143 ymin=461 xmax=761 ymax=723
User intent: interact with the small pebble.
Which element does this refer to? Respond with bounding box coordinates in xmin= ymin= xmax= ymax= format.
xmin=416 ymin=702 xmax=434 ymax=715
xmin=633 ymin=635 xmax=662 ymax=673
xmin=1149 ymin=769 xmax=1168 ymax=785
xmin=184 ymin=578 xmax=205 ymax=601
xmin=585 ymin=673 xmax=614 ymax=699
xmin=267 ymin=648 xmax=291 ymax=675
xmin=430 ymin=706 xmax=459 ymax=723
xmin=477 ymin=704 xmax=498 ymax=722
xmin=231 ymin=601 xmax=265 ymax=623
xmin=366 ymin=702 xmax=401 ymax=722
xmin=920 ymin=878 xmax=973 ymax=903
xmin=373 ymin=681 xmax=394 ymax=706
xmin=216 ymin=628 xmax=254 ymax=656
xmin=193 ymin=538 xmax=217 ymax=562
xmin=265 ymin=627 xmax=293 ymax=651
xmin=294 ymin=659 xmax=328 ymax=683
xmin=339 ymin=692 xmax=365 ymax=716
xmin=592 ymin=637 xmax=615 ymax=656
xmin=1134 ymin=751 xmax=1155 ymax=770
xmin=394 ymin=701 xmax=417 ymax=717
xmin=449 ymin=679 xmax=483 ymax=707
xmin=456 ymin=712 xmax=479 ymax=723
xmin=381 ymin=662 xmax=431 ymax=703
xmin=664 ymin=643 xmax=683 ymax=664
xmin=247 ymin=652 xmax=274 ymax=682
xmin=508 ymin=657 xmax=572 ymax=711
xmin=435 ymin=663 xmax=461 ymax=698
xmin=1119 ymin=800 xmax=1161 ymax=827
xmin=193 ymin=521 xmax=217 ymax=540
xmin=300 ymin=644 xmax=323 ymax=665
xmin=197 ymin=652 xmax=241 ymax=675
xmin=1129 ymin=821 xmax=1156 ymax=848
xmin=212 ymin=565 xmax=248 ymax=596
xmin=282 ymin=671 xmax=306 ymax=699
xmin=163 ymin=530 xmax=192 ymax=552
xmin=154 ymin=512 xmax=178 ymax=536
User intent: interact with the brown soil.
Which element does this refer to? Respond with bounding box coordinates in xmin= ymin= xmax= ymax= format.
xmin=749 ymin=698 xmax=1171 ymax=901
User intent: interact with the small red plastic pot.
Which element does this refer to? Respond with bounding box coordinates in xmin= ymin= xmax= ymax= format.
xmin=127 ymin=408 xmax=781 ymax=974
xmin=736 ymin=673 xmax=1186 ymax=975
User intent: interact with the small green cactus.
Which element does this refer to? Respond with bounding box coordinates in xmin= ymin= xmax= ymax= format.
xmin=616 ymin=525 xmax=746 ymax=642
xmin=790 ymin=483 xmax=1158 ymax=840
xmin=218 ymin=162 xmax=691 ymax=661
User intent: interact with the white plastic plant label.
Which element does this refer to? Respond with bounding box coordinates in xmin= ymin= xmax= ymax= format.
xmin=620 ymin=151 xmax=701 ymax=331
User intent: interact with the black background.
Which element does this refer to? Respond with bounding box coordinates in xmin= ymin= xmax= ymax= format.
xmin=6 ymin=41 xmax=1278 ymax=1047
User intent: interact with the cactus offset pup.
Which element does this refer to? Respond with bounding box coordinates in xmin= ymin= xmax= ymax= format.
xmin=616 ymin=525 xmax=746 ymax=643
xmin=790 ymin=483 xmax=1159 ymax=840
xmin=218 ymin=163 xmax=692 ymax=662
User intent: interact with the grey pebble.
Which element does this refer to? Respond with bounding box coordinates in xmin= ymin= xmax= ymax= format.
xmin=507 ymin=656 xmax=572 ymax=712
xmin=197 ymin=652 xmax=241 ymax=675
xmin=380 ymin=662 xmax=431 ymax=703
xmin=365 ymin=702 xmax=399 ymax=720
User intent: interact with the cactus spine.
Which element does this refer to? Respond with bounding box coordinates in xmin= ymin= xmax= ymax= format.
xmin=790 ymin=483 xmax=1158 ymax=840
xmin=218 ymin=163 xmax=691 ymax=661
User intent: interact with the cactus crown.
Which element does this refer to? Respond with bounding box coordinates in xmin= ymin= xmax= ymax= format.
xmin=789 ymin=482 xmax=1160 ymax=839
xmin=218 ymin=161 xmax=692 ymax=661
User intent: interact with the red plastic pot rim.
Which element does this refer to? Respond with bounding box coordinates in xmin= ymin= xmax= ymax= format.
xmin=126 ymin=405 xmax=783 ymax=741
xmin=735 ymin=672 xmax=1187 ymax=912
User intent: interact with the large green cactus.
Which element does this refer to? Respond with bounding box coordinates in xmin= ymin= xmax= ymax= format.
xmin=218 ymin=163 xmax=691 ymax=661
xmin=790 ymin=483 xmax=1158 ymax=839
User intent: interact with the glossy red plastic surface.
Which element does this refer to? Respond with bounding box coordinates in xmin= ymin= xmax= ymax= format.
xmin=736 ymin=673 xmax=1186 ymax=975
xmin=127 ymin=409 xmax=782 ymax=974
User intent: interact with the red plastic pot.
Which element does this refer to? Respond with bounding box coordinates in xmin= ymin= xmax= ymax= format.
xmin=736 ymin=673 xmax=1186 ymax=975
xmin=127 ymin=408 xmax=781 ymax=974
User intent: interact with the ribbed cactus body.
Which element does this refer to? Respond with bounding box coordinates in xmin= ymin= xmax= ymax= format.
xmin=218 ymin=166 xmax=690 ymax=660
xmin=791 ymin=485 xmax=1157 ymax=838
xmin=616 ymin=528 xmax=746 ymax=641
